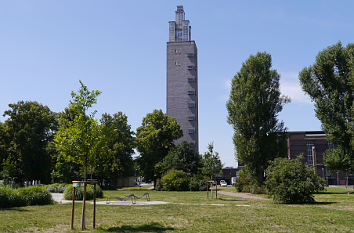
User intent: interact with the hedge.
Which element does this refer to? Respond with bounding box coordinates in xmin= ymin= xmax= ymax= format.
xmin=63 ymin=184 xmax=103 ymax=200
xmin=0 ymin=186 xmax=52 ymax=208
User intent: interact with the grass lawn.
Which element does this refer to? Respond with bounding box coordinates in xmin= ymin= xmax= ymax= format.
xmin=0 ymin=187 xmax=353 ymax=232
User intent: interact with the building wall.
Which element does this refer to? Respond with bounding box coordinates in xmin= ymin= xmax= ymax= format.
xmin=287 ymin=131 xmax=349 ymax=185
xmin=166 ymin=41 xmax=198 ymax=152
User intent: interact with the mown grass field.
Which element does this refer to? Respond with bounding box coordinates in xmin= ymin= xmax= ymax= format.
xmin=0 ymin=186 xmax=353 ymax=232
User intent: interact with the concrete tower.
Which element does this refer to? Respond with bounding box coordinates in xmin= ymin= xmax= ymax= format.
xmin=167 ymin=6 xmax=198 ymax=153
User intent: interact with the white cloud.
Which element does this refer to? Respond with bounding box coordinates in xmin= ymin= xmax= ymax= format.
xmin=279 ymin=72 xmax=312 ymax=104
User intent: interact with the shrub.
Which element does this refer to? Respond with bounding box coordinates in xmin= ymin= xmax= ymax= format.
xmin=45 ymin=183 xmax=67 ymax=193
xmin=161 ymin=169 xmax=189 ymax=191
xmin=189 ymin=174 xmax=208 ymax=191
xmin=0 ymin=188 xmax=25 ymax=208
xmin=17 ymin=186 xmax=52 ymax=205
xmin=0 ymin=186 xmax=52 ymax=208
xmin=265 ymin=156 xmax=325 ymax=203
xmin=235 ymin=169 xmax=265 ymax=194
xmin=64 ymin=184 xmax=103 ymax=200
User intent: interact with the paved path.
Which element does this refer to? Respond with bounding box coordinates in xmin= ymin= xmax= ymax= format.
xmin=218 ymin=191 xmax=269 ymax=200
xmin=51 ymin=193 xmax=64 ymax=203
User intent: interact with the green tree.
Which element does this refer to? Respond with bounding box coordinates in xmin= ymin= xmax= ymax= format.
xmin=0 ymin=122 xmax=6 ymax=177
xmin=53 ymin=81 xmax=103 ymax=230
xmin=51 ymin=108 xmax=81 ymax=183
xmin=155 ymin=141 xmax=200 ymax=177
xmin=200 ymin=143 xmax=222 ymax=180
xmin=136 ymin=109 xmax=182 ymax=186
xmin=96 ymin=112 xmax=135 ymax=185
xmin=227 ymin=52 xmax=289 ymax=184
xmin=299 ymin=42 xmax=354 ymax=174
xmin=0 ymin=101 xmax=57 ymax=183
xmin=54 ymin=81 xmax=103 ymax=181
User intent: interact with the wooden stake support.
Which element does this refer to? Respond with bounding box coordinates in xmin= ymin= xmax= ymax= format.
xmin=70 ymin=180 xmax=98 ymax=230
xmin=206 ymin=181 xmax=217 ymax=200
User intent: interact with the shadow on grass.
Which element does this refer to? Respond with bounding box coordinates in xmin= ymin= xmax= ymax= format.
xmin=218 ymin=198 xmax=242 ymax=202
xmin=117 ymin=189 xmax=151 ymax=192
xmin=284 ymin=201 xmax=337 ymax=205
xmin=101 ymin=222 xmax=174 ymax=232
xmin=0 ymin=207 xmax=29 ymax=211
xmin=307 ymin=201 xmax=337 ymax=205
xmin=317 ymin=191 xmax=353 ymax=195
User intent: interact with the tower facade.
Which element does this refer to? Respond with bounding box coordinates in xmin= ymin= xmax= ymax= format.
xmin=167 ymin=6 xmax=199 ymax=153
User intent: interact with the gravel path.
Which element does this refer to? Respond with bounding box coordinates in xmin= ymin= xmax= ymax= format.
xmin=218 ymin=191 xmax=269 ymax=200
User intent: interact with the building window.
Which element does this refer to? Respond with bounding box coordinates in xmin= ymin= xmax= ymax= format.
xmin=188 ymin=129 xmax=195 ymax=134
xmin=188 ymin=90 xmax=195 ymax=95
xmin=187 ymin=66 xmax=194 ymax=70
xmin=187 ymin=53 xmax=194 ymax=57
xmin=175 ymin=61 xmax=181 ymax=66
xmin=188 ymin=78 xmax=195 ymax=82
xmin=306 ymin=141 xmax=314 ymax=166
xmin=188 ymin=103 xmax=195 ymax=108
xmin=188 ymin=116 xmax=194 ymax=121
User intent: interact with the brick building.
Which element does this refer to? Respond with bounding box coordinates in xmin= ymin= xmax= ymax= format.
xmin=287 ymin=131 xmax=351 ymax=185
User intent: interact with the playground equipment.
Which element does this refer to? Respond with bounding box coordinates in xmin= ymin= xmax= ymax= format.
xmin=106 ymin=193 xmax=150 ymax=204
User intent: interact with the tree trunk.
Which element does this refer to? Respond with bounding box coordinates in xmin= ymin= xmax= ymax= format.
xmin=257 ymin=167 xmax=264 ymax=186
xmin=81 ymin=166 xmax=87 ymax=230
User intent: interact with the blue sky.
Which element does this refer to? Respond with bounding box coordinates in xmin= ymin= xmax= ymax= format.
xmin=0 ymin=1 xmax=353 ymax=167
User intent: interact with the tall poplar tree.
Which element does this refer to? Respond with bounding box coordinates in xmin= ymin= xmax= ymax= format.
xmin=299 ymin=42 xmax=353 ymax=174
xmin=227 ymin=52 xmax=289 ymax=184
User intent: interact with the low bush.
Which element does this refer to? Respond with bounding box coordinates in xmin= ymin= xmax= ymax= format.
xmin=45 ymin=183 xmax=67 ymax=193
xmin=17 ymin=186 xmax=52 ymax=206
xmin=63 ymin=184 xmax=103 ymax=200
xmin=265 ymin=156 xmax=325 ymax=203
xmin=189 ymin=174 xmax=208 ymax=191
xmin=161 ymin=169 xmax=189 ymax=191
xmin=0 ymin=186 xmax=52 ymax=208
xmin=0 ymin=188 xmax=25 ymax=208
xmin=235 ymin=169 xmax=265 ymax=194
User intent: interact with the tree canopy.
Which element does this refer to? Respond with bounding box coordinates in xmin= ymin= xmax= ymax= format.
xmin=155 ymin=141 xmax=200 ymax=177
xmin=136 ymin=109 xmax=182 ymax=183
xmin=299 ymin=42 xmax=354 ymax=174
xmin=227 ymin=52 xmax=289 ymax=184
xmin=96 ymin=112 xmax=135 ymax=183
xmin=0 ymin=101 xmax=57 ymax=183
xmin=54 ymin=81 xmax=103 ymax=181
xmin=200 ymin=143 xmax=222 ymax=179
